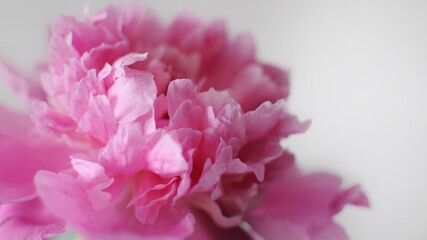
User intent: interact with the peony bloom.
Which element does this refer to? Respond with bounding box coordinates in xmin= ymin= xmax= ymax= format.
xmin=0 ymin=5 xmax=368 ymax=240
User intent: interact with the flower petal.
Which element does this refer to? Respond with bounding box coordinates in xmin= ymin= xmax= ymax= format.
xmin=77 ymin=94 xmax=117 ymax=143
xmin=245 ymin=100 xmax=310 ymax=142
xmin=245 ymin=218 xmax=310 ymax=240
xmin=108 ymin=70 xmax=156 ymax=123
xmin=0 ymin=106 xmax=71 ymax=203
xmin=248 ymin=166 xmax=368 ymax=240
xmin=35 ymin=170 xmax=195 ymax=239
xmin=0 ymin=198 xmax=66 ymax=240
xmin=0 ymin=60 xmax=45 ymax=107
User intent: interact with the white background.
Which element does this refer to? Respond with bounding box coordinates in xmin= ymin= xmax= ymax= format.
xmin=0 ymin=1 xmax=426 ymax=239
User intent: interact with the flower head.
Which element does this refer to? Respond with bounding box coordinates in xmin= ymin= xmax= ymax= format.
xmin=0 ymin=5 xmax=368 ymax=240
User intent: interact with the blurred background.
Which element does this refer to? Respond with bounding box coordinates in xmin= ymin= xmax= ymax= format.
xmin=0 ymin=0 xmax=426 ymax=239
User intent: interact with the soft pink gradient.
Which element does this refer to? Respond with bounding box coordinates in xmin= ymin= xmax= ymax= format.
xmin=0 ymin=5 xmax=367 ymax=240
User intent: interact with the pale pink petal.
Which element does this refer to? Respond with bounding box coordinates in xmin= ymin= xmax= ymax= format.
xmin=101 ymin=123 xmax=187 ymax=176
xmin=146 ymin=132 xmax=188 ymax=177
xmin=77 ymin=94 xmax=117 ymax=143
xmin=46 ymin=34 xmax=80 ymax=75
xmin=35 ymin=170 xmax=130 ymax=236
xmin=167 ymin=79 xmax=198 ymax=118
xmin=99 ymin=122 xmax=147 ymax=174
xmin=112 ymin=53 xmax=148 ymax=73
xmin=81 ymin=41 xmax=128 ymax=71
xmin=168 ymin=80 xmax=246 ymax=155
xmin=52 ymin=15 xmax=119 ymax=56
xmin=68 ymin=69 xmax=106 ymax=120
xmin=199 ymin=91 xmax=245 ymax=152
xmin=71 ymin=156 xmax=109 ymax=183
xmin=31 ymin=100 xmax=76 ymax=134
xmin=0 ymin=60 xmax=45 ymax=106
xmin=108 ymin=70 xmax=156 ymax=123
xmin=128 ymin=172 xmax=178 ymax=224
xmin=69 ymin=77 xmax=91 ymax=121
xmin=40 ymin=58 xmax=85 ymax=111
xmin=168 ymin=100 xmax=203 ymax=130
xmin=35 ymin=171 xmax=195 ymax=239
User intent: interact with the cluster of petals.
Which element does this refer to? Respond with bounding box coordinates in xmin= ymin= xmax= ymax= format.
xmin=0 ymin=5 xmax=368 ymax=240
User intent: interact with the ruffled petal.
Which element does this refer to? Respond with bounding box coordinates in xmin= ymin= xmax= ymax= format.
xmin=35 ymin=170 xmax=195 ymax=239
xmin=108 ymin=69 xmax=156 ymax=123
xmin=77 ymin=94 xmax=117 ymax=143
xmin=100 ymin=122 xmax=188 ymax=176
xmin=245 ymin=100 xmax=310 ymax=142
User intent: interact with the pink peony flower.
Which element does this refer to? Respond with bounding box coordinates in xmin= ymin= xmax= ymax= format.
xmin=0 ymin=5 xmax=368 ymax=240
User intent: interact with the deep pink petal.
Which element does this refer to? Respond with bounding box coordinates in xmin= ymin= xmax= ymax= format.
xmin=188 ymin=194 xmax=241 ymax=228
xmin=311 ymin=223 xmax=348 ymax=240
xmin=203 ymin=33 xmax=255 ymax=91
xmin=249 ymin=166 xmax=368 ymax=239
xmin=230 ymin=64 xmax=286 ymax=111
xmin=0 ymin=106 xmax=72 ymax=203
xmin=185 ymin=210 xmax=250 ymax=240
xmin=245 ymin=100 xmax=310 ymax=142
xmin=168 ymin=15 xmax=227 ymax=69
xmin=246 ymin=217 xmax=310 ymax=240
xmin=0 ymin=198 xmax=66 ymax=240
xmin=331 ymin=185 xmax=370 ymax=213
xmin=261 ymin=63 xmax=290 ymax=99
